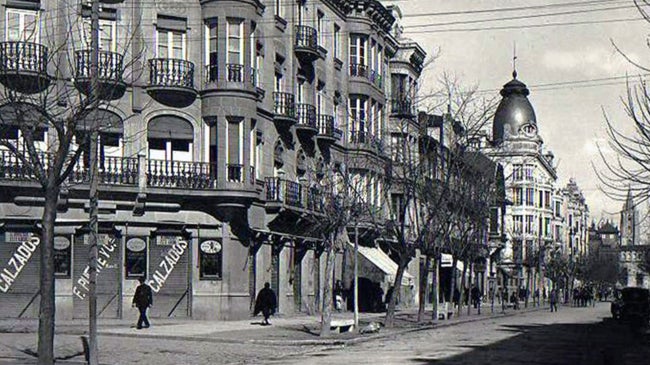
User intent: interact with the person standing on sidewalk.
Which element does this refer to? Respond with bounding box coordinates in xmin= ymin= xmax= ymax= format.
xmin=254 ymin=282 xmax=277 ymax=325
xmin=132 ymin=277 xmax=153 ymax=329
xmin=549 ymin=289 xmax=558 ymax=313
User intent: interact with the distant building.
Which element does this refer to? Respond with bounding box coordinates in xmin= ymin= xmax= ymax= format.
xmin=620 ymin=189 xmax=639 ymax=246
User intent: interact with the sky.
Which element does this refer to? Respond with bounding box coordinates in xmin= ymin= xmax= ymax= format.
xmin=394 ymin=0 xmax=648 ymax=222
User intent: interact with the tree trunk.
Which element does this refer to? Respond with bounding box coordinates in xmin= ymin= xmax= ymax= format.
xmin=467 ymin=262 xmax=473 ymax=316
xmin=319 ymin=235 xmax=336 ymax=337
xmin=457 ymin=260 xmax=468 ymax=317
xmin=431 ymin=255 xmax=439 ymax=321
xmin=417 ymin=256 xmax=430 ymax=322
xmin=385 ymin=258 xmax=407 ymax=328
xmin=449 ymin=257 xmax=457 ymax=310
xmin=525 ymin=268 xmax=531 ymax=308
xmin=38 ymin=186 xmax=59 ymax=365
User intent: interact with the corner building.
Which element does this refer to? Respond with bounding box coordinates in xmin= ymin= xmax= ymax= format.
xmin=0 ymin=0 xmax=425 ymax=320
xmin=487 ymin=71 xmax=559 ymax=297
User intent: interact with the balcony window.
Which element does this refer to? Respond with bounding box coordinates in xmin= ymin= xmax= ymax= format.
xmin=349 ymin=34 xmax=366 ymax=69
xmin=349 ymin=96 xmax=366 ymax=142
xmin=147 ymin=115 xmax=193 ymax=162
xmin=6 ymin=8 xmax=39 ymax=42
xmin=156 ymin=28 xmax=185 ymax=60
xmin=82 ymin=18 xmax=116 ymax=52
xmin=333 ymin=24 xmax=341 ymax=60
xmin=317 ymin=11 xmax=324 ymax=48
xmin=205 ymin=19 xmax=218 ymax=82
xmin=226 ymin=18 xmax=243 ymax=81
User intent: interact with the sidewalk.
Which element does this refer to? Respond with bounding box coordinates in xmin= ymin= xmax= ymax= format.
xmin=0 ymin=303 xmax=550 ymax=347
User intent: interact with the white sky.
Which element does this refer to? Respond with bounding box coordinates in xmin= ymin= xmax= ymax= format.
xmin=395 ymin=0 xmax=648 ymax=222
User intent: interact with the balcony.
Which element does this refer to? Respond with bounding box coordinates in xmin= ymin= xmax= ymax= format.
xmin=74 ymin=49 xmax=126 ymax=100
xmin=294 ymin=25 xmax=319 ymax=63
xmin=265 ymin=177 xmax=322 ymax=212
xmin=250 ymin=68 xmax=265 ymax=100
xmin=369 ymin=70 xmax=384 ymax=89
xmin=316 ymin=114 xmax=342 ymax=144
xmin=390 ymin=98 xmax=414 ymax=117
xmin=204 ymin=64 xmax=218 ymax=83
xmin=147 ymin=159 xmax=217 ymax=190
xmin=350 ymin=63 xmax=368 ymax=80
xmin=295 ymin=103 xmax=318 ymax=136
xmin=273 ymin=92 xmax=297 ymax=126
xmin=226 ymin=63 xmax=244 ymax=83
xmin=349 ymin=130 xmax=385 ymax=155
xmin=227 ymin=163 xmax=243 ymax=183
xmin=147 ymin=58 xmax=197 ymax=108
xmin=0 ymin=150 xmax=138 ymax=186
xmin=0 ymin=41 xmax=50 ymax=94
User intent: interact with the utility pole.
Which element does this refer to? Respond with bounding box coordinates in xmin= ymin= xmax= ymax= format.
xmin=88 ymin=0 xmax=100 ymax=363
xmin=353 ymin=224 xmax=359 ymax=330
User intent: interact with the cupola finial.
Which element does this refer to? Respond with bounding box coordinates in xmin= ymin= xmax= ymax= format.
xmin=512 ymin=42 xmax=518 ymax=79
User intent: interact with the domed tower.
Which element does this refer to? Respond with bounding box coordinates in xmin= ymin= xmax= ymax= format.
xmin=492 ymin=71 xmax=538 ymax=146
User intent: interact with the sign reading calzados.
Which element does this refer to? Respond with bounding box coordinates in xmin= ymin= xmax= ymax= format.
xmin=150 ymin=239 xmax=188 ymax=293
xmin=0 ymin=236 xmax=41 ymax=293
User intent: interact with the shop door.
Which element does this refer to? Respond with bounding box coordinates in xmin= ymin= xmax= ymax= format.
xmin=148 ymin=235 xmax=189 ymax=318
xmin=0 ymin=232 xmax=41 ymax=318
xmin=72 ymin=233 xmax=121 ymax=318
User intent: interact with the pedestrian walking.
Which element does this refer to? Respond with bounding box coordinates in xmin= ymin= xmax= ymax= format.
xmin=132 ymin=277 xmax=153 ymax=329
xmin=254 ymin=282 xmax=277 ymax=325
xmin=549 ymin=289 xmax=558 ymax=312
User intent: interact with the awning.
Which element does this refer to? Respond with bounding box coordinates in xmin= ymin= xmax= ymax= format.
xmin=148 ymin=115 xmax=193 ymax=140
xmin=351 ymin=242 xmax=414 ymax=286
xmin=77 ymin=109 xmax=123 ymax=133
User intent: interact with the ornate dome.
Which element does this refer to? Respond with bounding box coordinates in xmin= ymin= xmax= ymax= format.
xmin=492 ymin=71 xmax=537 ymax=145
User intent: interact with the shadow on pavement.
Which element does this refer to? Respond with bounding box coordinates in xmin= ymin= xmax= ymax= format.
xmin=407 ymin=318 xmax=650 ymax=365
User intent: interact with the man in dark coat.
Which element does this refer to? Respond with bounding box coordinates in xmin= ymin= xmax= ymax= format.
xmin=254 ymin=282 xmax=277 ymax=325
xmin=132 ymin=277 xmax=153 ymax=329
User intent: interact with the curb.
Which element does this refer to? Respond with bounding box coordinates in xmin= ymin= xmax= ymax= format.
xmin=91 ymin=305 xmax=549 ymax=347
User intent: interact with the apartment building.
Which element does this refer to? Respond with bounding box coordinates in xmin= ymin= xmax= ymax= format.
xmin=0 ymin=0 xmax=426 ymax=320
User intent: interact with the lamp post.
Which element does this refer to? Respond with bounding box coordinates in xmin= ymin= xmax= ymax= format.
xmin=87 ymin=0 xmax=101 ymax=363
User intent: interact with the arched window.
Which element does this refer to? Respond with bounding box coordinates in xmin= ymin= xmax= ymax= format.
xmin=147 ymin=115 xmax=193 ymax=162
xmin=0 ymin=102 xmax=48 ymax=153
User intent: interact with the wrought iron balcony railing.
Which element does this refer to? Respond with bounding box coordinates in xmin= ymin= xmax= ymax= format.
xmin=148 ymin=58 xmax=194 ymax=88
xmin=349 ymin=63 xmax=368 ymax=79
xmin=295 ymin=25 xmax=318 ymax=50
xmin=226 ymin=63 xmax=244 ymax=83
xmin=0 ymin=41 xmax=48 ymax=76
xmin=296 ymin=103 xmax=317 ymax=129
xmin=75 ymin=49 xmax=123 ymax=82
xmin=273 ymin=92 xmax=296 ymax=119
xmin=317 ymin=114 xmax=342 ymax=140
xmin=147 ymin=159 xmax=217 ymax=189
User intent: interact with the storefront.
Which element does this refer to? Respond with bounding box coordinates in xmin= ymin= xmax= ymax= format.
xmin=0 ymin=224 xmax=41 ymax=318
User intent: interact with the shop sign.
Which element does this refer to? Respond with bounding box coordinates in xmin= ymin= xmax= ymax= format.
xmin=54 ymin=236 xmax=71 ymax=250
xmin=126 ymin=238 xmax=146 ymax=252
xmin=150 ymin=240 xmax=188 ymax=293
xmin=200 ymin=240 xmax=221 ymax=254
xmin=5 ymin=232 xmax=32 ymax=244
xmin=441 ymin=253 xmax=453 ymax=268
xmin=73 ymin=236 xmax=118 ymax=300
xmin=156 ymin=236 xmax=183 ymax=246
xmin=0 ymin=236 xmax=40 ymax=293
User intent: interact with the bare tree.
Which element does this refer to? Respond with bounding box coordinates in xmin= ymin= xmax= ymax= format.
xmin=0 ymin=4 xmax=144 ymax=363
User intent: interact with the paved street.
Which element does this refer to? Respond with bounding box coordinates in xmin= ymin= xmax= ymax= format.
xmin=275 ymin=303 xmax=649 ymax=365
xmin=0 ymin=303 xmax=647 ymax=364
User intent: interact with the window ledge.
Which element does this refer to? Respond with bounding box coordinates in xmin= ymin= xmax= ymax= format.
xmin=275 ymin=15 xmax=287 ymax=32
xmin=334 ymin=58 xmax=343 ymax=71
